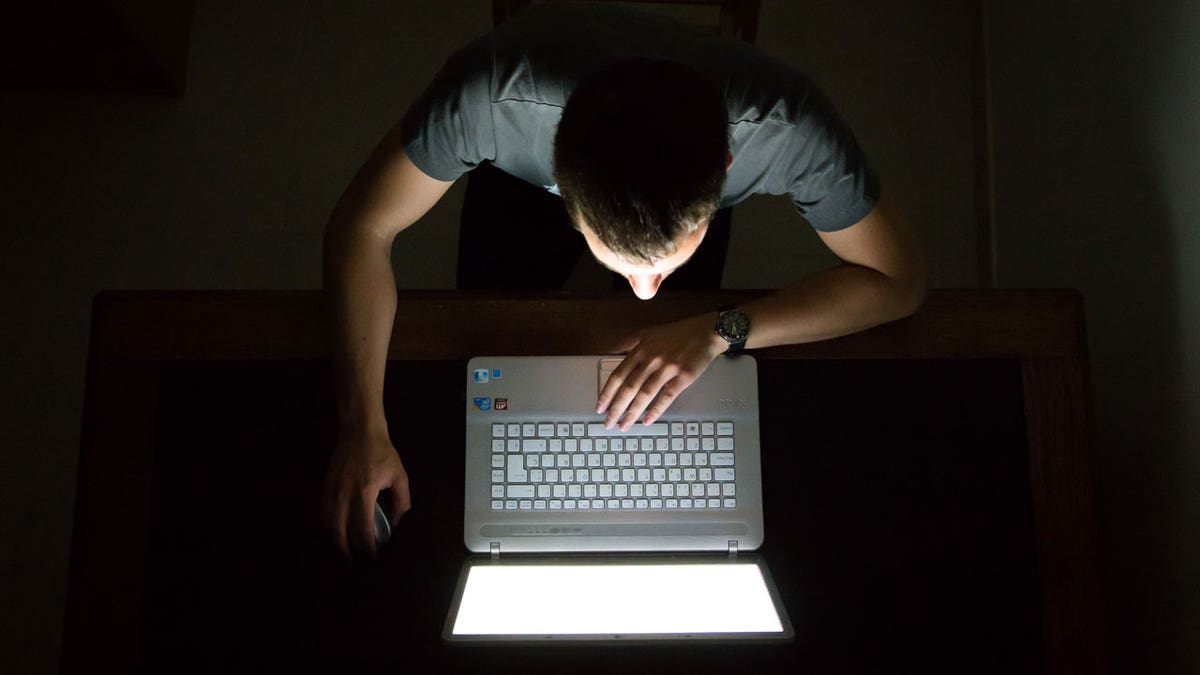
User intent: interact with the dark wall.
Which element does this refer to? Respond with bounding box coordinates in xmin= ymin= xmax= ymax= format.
xmin=989 ymin=1 xmax=1200 ymax=672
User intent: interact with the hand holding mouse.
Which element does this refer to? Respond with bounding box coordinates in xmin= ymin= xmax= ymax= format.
xmin=320 ymin=425 xmax=410 ymax=560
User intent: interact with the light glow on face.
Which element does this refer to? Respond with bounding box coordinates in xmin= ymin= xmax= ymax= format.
xmin=451 ymin=563 xmax=785 ymax=636
xmin=578 ymin=221 xmax=708 ymax=300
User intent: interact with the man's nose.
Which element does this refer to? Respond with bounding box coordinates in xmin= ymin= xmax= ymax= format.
xmin=627 ymin=274 xmax=662 ymax=300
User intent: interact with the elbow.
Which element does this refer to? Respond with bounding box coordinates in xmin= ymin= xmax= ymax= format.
xmin=891 ymin=259 xmax=929 ymax=319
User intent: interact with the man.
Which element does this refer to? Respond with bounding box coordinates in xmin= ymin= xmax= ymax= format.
xmin=321 ymin=2 xmax=927 ymax=559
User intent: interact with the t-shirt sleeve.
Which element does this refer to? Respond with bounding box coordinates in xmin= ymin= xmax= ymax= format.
xmin=400 ymin=37 xmax=497 ymax=182
xmin=777 ymin=80 xmax=880 ymax=232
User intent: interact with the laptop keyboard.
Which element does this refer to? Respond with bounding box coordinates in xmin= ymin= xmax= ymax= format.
xmin=488 ymin=420 xmax=737 ymax=511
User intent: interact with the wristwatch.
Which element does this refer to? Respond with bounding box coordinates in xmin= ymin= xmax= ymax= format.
xmin=714 ymin=307 xmax=750 ymax=354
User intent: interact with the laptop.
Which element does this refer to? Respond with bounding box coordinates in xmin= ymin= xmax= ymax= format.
xmin=443 ymin=355 xmax=794 ymax=643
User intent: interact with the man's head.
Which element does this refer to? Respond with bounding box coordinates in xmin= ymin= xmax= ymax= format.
xmin=553 ymin=58 xmax=730 ymax=298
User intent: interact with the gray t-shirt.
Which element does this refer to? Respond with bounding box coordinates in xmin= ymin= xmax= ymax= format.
xmin=401 ymin=1 xmax=879 ymax=232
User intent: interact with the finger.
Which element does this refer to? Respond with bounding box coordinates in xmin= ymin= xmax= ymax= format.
xmin=613 ymin=332 xmax=641 ymax=354
xmin=619 ymin=369 xmax=676 ymax=430
xmin=348 ymin=488 xmax=378 ymax=560
xmin=642 ymin=376 xmax=688 ymax=425
xmin=596 ymin=353 xmax=641 ymax=415
xmin=605 ymin=359 xmax=659 ymax=429
xmin=389 ymin=472 xmax=412 ymax=526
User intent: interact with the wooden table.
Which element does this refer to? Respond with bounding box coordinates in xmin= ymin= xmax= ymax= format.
xmin=63 ymin=289 xmax=1105 ymax=674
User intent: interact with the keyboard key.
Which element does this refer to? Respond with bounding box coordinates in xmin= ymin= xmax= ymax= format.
xmin=491 ymin=500 xmax=504 ymax=510
xmin=618 ymin=454 xmax=631 ymax=467
xmin=723 ymin=498 xmax=737 ymax=508
xmin=549 ymin=439 xmax=562 ymax=452
xmin=681 ymin=498 xmax=693 ymax=508
xmin=665 ymin=453 xmax=678 ymax=466
xmin=661 ymin=484 xmax=674 ymax=497
xmin=507 ymin=485 xmax=534 ymax=498
xmin=568 ymin=485 xmax=581 ymax=498
xmin=670 ymin=422 xmax=684 ymax=436
xmin=635 ymin=499 xmax=648 ymax=509
xmin=507 ymin=439 xmax=520 ymax=453
xmin=550 ymin=500 xmax=562 ymax=509
xmin=537 ymin=485 xmax=550 ymax=498
xmin=491 ymin=455 xmax=504 ymax=468
xmin=491 ymin=470 xmax=504 ymax=483
xmin=584 ymin=484 xmax=598 ymax=498
xmin=557 ymin=455 xmax=570 ymax=468
xmin=526 ymin=455 xmax=539 ymax=468
xmin=717 ymin=422 xmax=734 ymax=435
xmin=614 ymin=484 xmax=628 ymax=497
xmin=572 ymin=423 xmax=585 ymax=437
xmin=564 ymin=500 xmax=576 ymax=509
xmin=630 ymin=483 xmax=644 ymax=497
xmin=522 ymin=439 xmax=547 ymax=453
xmin=529 ymin=469 xmax=543 ymax=482
xmin=587 ymin=455 xmax=601 ymax=467
xmin=507 ymin=423 xmax=520 ymax=437
xmin=633 ymin=454 xmax=647 ymax=467
xmin=717 ymin=437 xmax=734 ymax=451
xmin=599 ymin=484 xmax=613 ymax=497
xmin=621 ymin=468 xmax=635 ymax=482
xmin=592 ymin=499 xmax=604 ymax=509
xmin=650 ymin=499 xmax=663 ymax=509
xmin=611 ymin=439 xmax=623 ymax=452
xmin=640 ymin=438 xmax=653 ymax=452
xmin=710 ymin=453 xmax=735 ymax=466
xmin=581 ymin=439 xmax=593 ymax=452
xmin=702 ymin=438 xmax=715 ymax=451
xmin=668 ymin=468 xmax=682 ymax=482
xmin=505 ymin=500 xmax=517 ymax=510
xmin=507 ymin=461 xmax=527 ymax=483
xmin=696 ymin=453 xmax=708 ymax=466
xmin=565 ymin=439 xmax=578 ymax=452
xmin=722 ymin=483 xmax=736 ymax=496
xmin=538 ymin=424 xmax=555 ymax=437
xmin=687 ymin=438 xmax=699 ymax=451
xmin=596 ymin=422 xmax=668 ymax=437
xmin=492 ymin=439 xmax=505 ymax=452
xmin=698 ymin=468 xmax=712 ymax=481
xmin=637 ymin=468 xmax=651 ymax=482
xmin=491 ymin=485 xmax=504 ymax=498
xmin=534 ymin=500 xmax=547 ymax=509
xmin=603 ymin=455 xmax=616 ymax=467
xmin=522 ymin=424 xmax=535 ymax=437
xmin=518 ymin=500 xmax=532 ymax=510
xmin=652 ymin=468 xmax=666 ymax=482
xmin=714 ymin=468 xmax=735 ymax=481
xmin=708 ymin=498 xmax=721 ymax=508
xmin=620 ymin=499 xmax=634 ymax=509
xmin=690 ymin=483 xmax=704 ymax=497
xmin=706 ymin=483 xmax=720 ymax=497
xmin=608 ymin=499 xmax=621 ymax=509
xmin=666 ymin=499 xmax=679 ymax=509
xmin=655 ymin=438 xmax=669 ymax=452
xmin=671 ymin=438 xmax=684 ymax=451
xmin=702 ymin=422 xmax=714 ymax=436
xmin=557 ymin=423 xmax=570 ymax=437
xmin=685 ymin=422 xmax=699 ymax=436
xmin=680 ymin=454 xmax=693 ymax=467
xmin=547 ymin=469 xmax=559 ymax=483
xmin=572 ymin=455 xmax=585 ymax=468
xmin=595 ymin=439 xmax=607 ymax=452
xmin=492 ymin=423 xmax=505 ymax=438
xmin=649 ymin=453 xmax=662 ymax=466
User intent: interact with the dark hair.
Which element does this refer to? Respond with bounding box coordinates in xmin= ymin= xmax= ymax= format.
xmin=553 ymin=58 xmax=729 ymax=264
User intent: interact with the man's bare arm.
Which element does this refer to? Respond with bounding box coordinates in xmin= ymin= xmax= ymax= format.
xmin=322 ymin=127 xmax=453 ymax=559
xmin=599 ymin=191 xmax=928 ymax=428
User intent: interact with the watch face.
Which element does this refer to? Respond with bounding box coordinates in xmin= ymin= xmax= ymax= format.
xmin=720 ymin=311 xmax=749 ymax=342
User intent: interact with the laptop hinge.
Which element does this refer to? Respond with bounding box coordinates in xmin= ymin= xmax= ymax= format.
xmin=490 ymin=542 xmax=500 ymax=559
xmin=727 ymin=540 xmax=738 ymax=558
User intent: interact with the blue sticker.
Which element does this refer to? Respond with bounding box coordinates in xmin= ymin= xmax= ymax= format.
xmin=473 ymin=397 xmax=492 ymax=411
xmin=473 ymin=369 xmax=489 ymax=383
xmin=491 ymin=368 xmax=502 ymax=379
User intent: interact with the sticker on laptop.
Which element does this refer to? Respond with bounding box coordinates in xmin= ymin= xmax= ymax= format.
xmin=473 ymin=368 xmax=490 ymax=383
xmin=494 ymin=398 xmax=508 ymax=411
xmin=491 ymin=368 xmax=502 ymax=379
xmin=473 ymin=397 xmax=491 ymax=411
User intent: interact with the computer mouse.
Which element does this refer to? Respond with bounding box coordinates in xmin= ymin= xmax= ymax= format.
xmin=374 ymin=500 xmax=391 ymax=546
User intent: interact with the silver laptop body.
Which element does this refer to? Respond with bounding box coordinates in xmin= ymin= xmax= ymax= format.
xmin=463 ymin=354 xmax=764 ymax=554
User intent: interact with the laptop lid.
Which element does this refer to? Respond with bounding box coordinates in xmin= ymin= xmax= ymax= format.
xmin=442 ymin=552 xmax=794 ymax=644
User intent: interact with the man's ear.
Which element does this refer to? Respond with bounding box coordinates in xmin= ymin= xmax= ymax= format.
xmin=725 ymin=152 xmax=733 ymax=172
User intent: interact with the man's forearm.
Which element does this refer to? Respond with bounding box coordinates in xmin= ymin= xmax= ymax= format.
xmin=739 ymin=263 xmax=928 ymax=350
xmin=323 ymin=226 xmax=397 ymax=434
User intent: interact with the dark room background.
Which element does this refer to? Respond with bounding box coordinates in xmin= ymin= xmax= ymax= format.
xmin=1 ymin=1 xmax=1196 ymax=673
